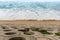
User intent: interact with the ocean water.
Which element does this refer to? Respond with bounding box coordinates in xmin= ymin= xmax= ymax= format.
xmin=0 ymin=2 xmax=60 ymax=20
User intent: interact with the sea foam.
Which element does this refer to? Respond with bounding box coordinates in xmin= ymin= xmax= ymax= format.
xmin=0 ymin=2 xmax=60 ymax=20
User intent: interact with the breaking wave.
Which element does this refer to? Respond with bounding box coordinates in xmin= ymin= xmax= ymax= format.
xmin=0 ymin=2 xmax=60 ymax=20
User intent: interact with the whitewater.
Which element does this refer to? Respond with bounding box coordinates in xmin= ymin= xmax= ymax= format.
xmin=0 ymin=2 xmax=60 ymax=20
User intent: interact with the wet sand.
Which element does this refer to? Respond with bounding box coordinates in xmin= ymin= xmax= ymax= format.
xmin=0 ymin=20 xmax=59 ymax=40
xmin=0 ymin=20 xmax=60 ymax=25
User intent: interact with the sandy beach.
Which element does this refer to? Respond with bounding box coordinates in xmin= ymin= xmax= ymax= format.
xmin=0 ymin=20 xmax=59 ymax=40
xmin=0 ymin=20 xmax=59 ymax=25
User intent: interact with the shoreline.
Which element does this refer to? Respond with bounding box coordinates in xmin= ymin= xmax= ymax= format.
xmin=0 ymin=20 xmax=59 ymax=24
